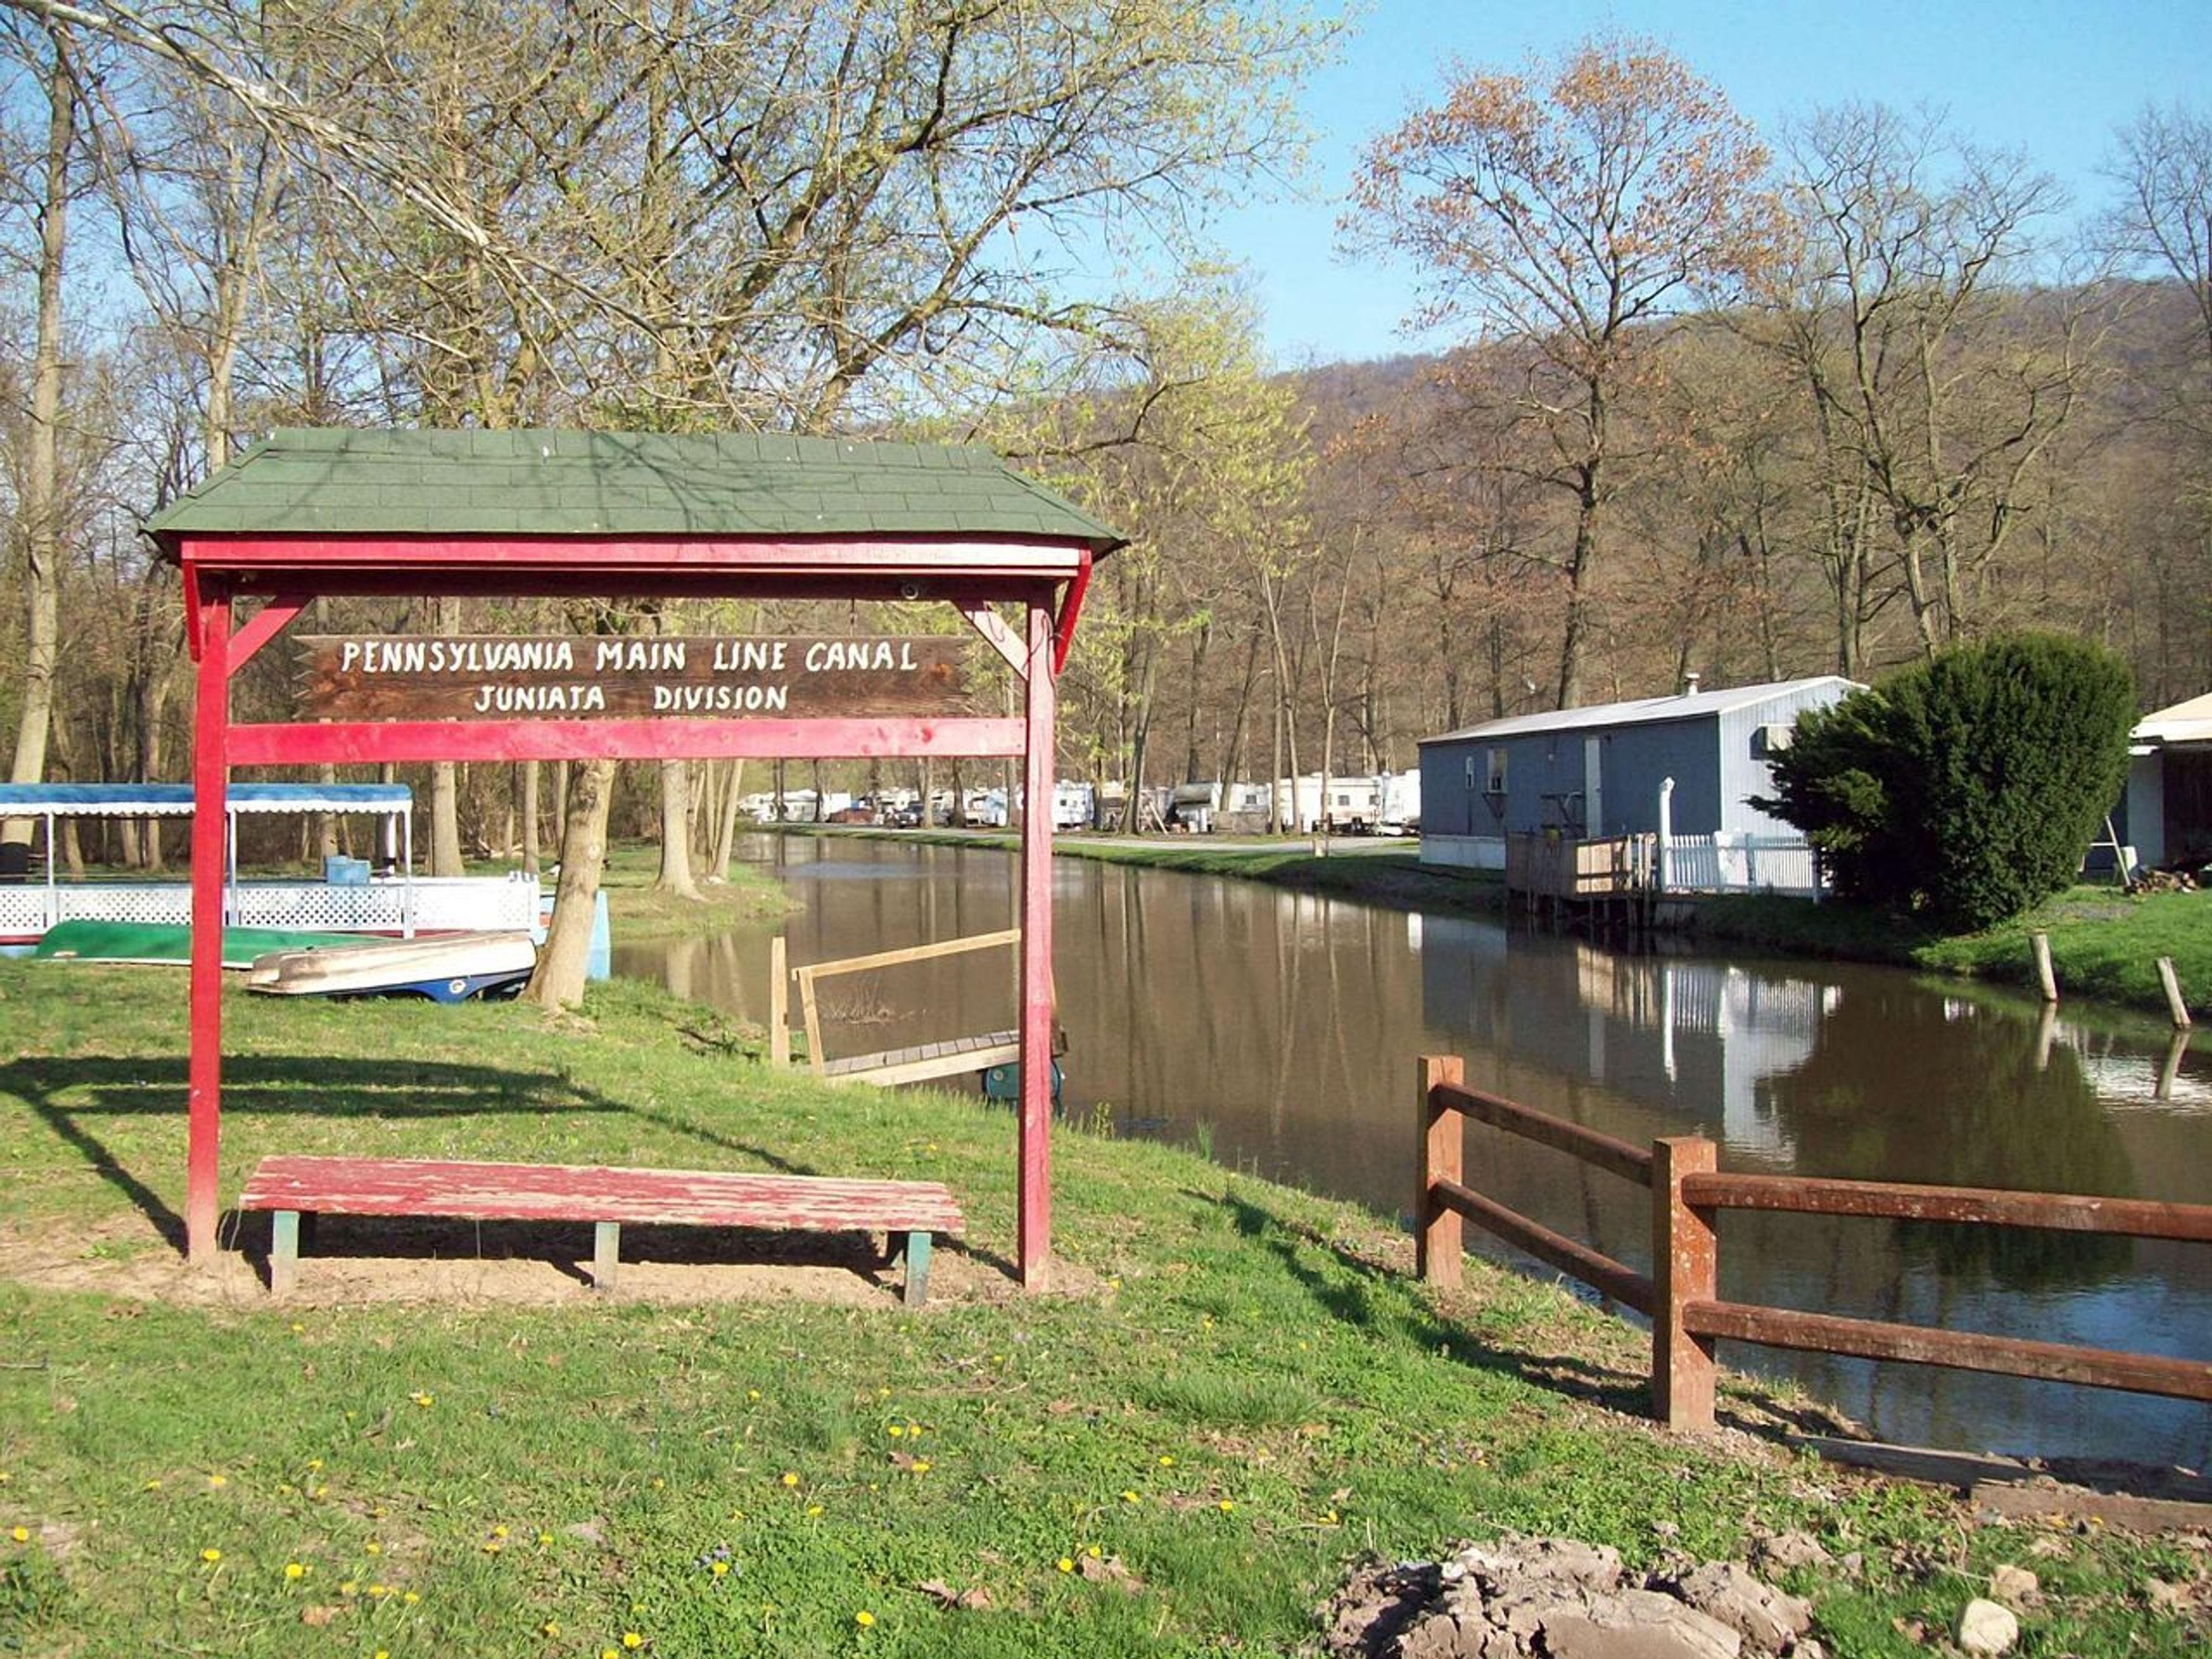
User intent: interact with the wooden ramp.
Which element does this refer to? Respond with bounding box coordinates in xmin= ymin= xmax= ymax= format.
xmin=775 ymin=929 xmax=1025 ymax=1088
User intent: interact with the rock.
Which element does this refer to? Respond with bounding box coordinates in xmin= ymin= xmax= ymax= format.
xmin=1539 ymin=1589 xmax=1743 ymax=1659
xmin=1988 ymin=1565 xmax=2039 ymax=1607
xmin=1752 ymin=1531 xmax=1831 ymax=1571
xmin=1955 ymin=1598 xmax=2020 ymax=1656
xmin=1665 ymin=1561 xmax=1813 ymax=1650
xmin=1450 ymin=1535 xmax=1623 ymax=1596
xmin=1790 ymin=1641 xmax=1827 ymax=1659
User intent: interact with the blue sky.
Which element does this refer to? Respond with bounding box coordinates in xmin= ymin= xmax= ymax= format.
xmin=1206 ymin=0 xmax=2211 ymax=366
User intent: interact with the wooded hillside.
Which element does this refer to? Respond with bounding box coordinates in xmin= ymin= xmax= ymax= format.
xmin=2 ymin=11 xmax=2206 ymax=878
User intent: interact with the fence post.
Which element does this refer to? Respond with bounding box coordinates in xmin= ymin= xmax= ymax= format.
xmin=768 ymin=935 xmax=789 ymax=1068
xmin=1652 ymin=1135 xmax=1719 ymax=1431
xmin=1416 ymin=1055 xmax=1465 ymax=1287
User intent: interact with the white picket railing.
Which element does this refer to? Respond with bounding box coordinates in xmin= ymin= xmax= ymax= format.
xmin=1660 ymin=832 xmax=1821 ymax=897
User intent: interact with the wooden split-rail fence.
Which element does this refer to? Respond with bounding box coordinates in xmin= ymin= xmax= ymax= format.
xmin=1414 ymin=1055 xmax=2212 ymax=1432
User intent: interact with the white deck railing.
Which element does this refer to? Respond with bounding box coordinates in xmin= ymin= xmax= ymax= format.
xmin=1660 ymin=833 xmax=1821 ymax=897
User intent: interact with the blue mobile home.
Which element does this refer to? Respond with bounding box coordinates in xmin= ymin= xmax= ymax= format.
xmin=1417 ymin=676 xmax=1859 ymax=872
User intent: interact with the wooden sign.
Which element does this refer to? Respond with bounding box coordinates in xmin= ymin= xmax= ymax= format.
xmin=293 ymin=635 xmax=972 ymax=721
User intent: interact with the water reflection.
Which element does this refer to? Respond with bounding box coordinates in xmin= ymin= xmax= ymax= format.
xmin=616 ymin=836 xmax=2212 ymax=1468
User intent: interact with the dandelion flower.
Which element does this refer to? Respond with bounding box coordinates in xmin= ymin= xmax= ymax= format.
xmin=1120 ymin=1490 xmax=1139 ymax=1503
xmin=543 ymin=1620 xmax=561 ymax=1637
xmin=8 ymin=1527 xmax=26 ymax=1544
xmin=910 ymin=1460 xmax=930 ymax=1474
xmin=365 ymin=1541 xmax=382 ymax=1555
xmin=710 ymin=1560 xmax=730 ymax=1577
xmin=1217 ymin=1499 xmax=1234 ymax=1513
xmin=144 ymin=1478 xmax=162 ymax=1491
xmin=779 ymin=1472 xmax=799 ymax=1487
xmin=536 ymin=1532 xmax=554 ymax=1547
xmin=1157 ymin=1455 xmax=1175 ymax=1468
xmin=306 ymin=1459 xmax=323 ymax=1471
xmin=340 ymin=1582 xmax=358 ymax=1597
xmin=402 ymin=1590 xmax=420 ymax=1605
xmin=1086 ymin=1546 xmax=1101 ymax=1559
xmin=284 ymin=1562 xmax=307 ymax=1580
xmin=411 ymin=1391 xmax=434 ymax=1408
xmin=368 ymin=1583 xmax=389 ymax=1597
xmin=200 ymin=1548 xmax=222 ymax=1564
xmin=482 ymin=1540 xmax=503 ymax=1554
xmin=805 ymin=1504 xmax=823 ymax=1517
xmin=492 ymin=1525 xmax=509 ymax=1539
xmin=207 ymin=1474 xmax=228 ymax=1487
xmin=746 ymin=1389 xmax=760 ymax=1402
xmin=622 ymin=1633 xmax=644 ymax=1650
xmin=855 ymin=1609 xmax=875 ymax=1628
xmin=1057 ymin=1556 xmax=1073 ymax=1573
xmin=887 ymin=1424 xmax=902 ymax=1438
xmin=650 ymin=1478 xmax=664 ymax=1490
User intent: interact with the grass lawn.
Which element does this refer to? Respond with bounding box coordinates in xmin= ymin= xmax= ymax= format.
xmin=593 ymin=842 xmax=798 ymax=942
xmin=0 ymin=963 xmax=2200 ymax=1656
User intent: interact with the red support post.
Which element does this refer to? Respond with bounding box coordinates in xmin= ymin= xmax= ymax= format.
xmin=187 ymin=586 xmax=232 ymax=1263
xmin=1653 ymin=1135 xmax=1720 ymax=1431
xmin=1416 ymin=1055 xmax=1465 ymax=1286
xmin=1017 ymin=598 xmax=1056 ymax=1288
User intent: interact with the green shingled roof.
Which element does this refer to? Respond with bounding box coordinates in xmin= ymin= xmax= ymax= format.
xmin=146 ymin=428 xmax=1123 ymax=551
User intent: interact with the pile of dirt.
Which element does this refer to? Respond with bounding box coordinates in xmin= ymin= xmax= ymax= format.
xmin=1321 ymin=1533 xmax=1824 ymax=1659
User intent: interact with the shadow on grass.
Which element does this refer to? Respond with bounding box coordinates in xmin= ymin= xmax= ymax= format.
xmin=0 ymin=1054 xmax=937 ymax=1264
xmin=1210 ymin=1190 xmax=1654 ymax=1418
xmin=1213 ymin=1189 xmax=1861 ymax=1443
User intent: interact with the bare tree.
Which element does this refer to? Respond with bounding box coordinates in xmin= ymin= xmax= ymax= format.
xmin=1350 ymin=33 xmax=1775 ymax=707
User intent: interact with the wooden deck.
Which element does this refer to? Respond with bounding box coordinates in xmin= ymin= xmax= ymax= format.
xmin=783 ymin=929 xmax=1028 ymax=1088
xmin=822 ymin=1029 xmax=1021 ymax=1087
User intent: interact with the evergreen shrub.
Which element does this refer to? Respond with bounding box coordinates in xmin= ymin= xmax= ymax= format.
xmin=1758 ymin=634 xmax=2135 ymax=928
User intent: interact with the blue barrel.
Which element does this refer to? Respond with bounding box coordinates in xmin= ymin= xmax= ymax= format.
xmin=981 ymin=1059 xmax=1062 ymax=1106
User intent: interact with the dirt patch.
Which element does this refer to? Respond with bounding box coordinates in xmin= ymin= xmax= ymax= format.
xmin=0 ymin=1210 xmax=1090 ymax=1310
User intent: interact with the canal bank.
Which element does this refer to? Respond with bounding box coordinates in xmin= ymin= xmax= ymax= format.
xmin=768 ymin=825 xmax=2210 ymax=1025
xmin=623 ymin=835 xmax=2212 ymax=1471
xmin=0 ymin=960 xmax=2200 ymax=1657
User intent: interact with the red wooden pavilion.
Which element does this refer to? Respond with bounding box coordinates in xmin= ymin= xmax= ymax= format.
xmin=148 ymin=429 xmax=1122 ymax=1289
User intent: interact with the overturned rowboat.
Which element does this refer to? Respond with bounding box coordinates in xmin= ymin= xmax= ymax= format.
xmin=247 ymin=931 xmax=537 ymax=1003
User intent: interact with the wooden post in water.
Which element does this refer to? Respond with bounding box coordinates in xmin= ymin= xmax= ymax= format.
xmin=1652 ymin=1135 xmax=1719 ymax=1433
xmin=2031 ymin=931 xmax=2059 ymax=1003
xmin=2157 ymin=1029 xmax=2191 ymax=1102
xmin=768 ymin=935 xmax=789 ymax=1067
xmin=2158 ymin=957 xmax=2192 ymax=1029
xmin=1415 ymin=1055 xmax=1465 ymax=1287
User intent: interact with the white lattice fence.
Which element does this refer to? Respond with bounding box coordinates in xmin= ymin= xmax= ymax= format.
xmin=10 ymin=876 xmax=541 ymax=938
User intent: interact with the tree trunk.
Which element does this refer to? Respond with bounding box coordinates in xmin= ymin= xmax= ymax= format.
xmin=2 ymin=34 xmax=73 ymax=881
xmin=708 ymin=757 xmax=745 ymax=880
xmin=654 ymin=757 xmax=701 ymax=897
xmin=524 ymin=758 xmax=615 ymax=1009
xmin=428 ymin=597 xmax=466 ymax=874
xmin=521 ymin=760 xmax=540 ymax=875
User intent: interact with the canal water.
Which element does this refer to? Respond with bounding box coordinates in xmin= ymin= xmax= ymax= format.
xmin=616 ymin=835 xmax=2212 ymax=1470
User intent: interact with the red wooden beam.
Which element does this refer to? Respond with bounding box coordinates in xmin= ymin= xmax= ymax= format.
xmin=1017 ymin=600 xmax=1056 ymax=1289
xmin=226 ymin=715 xmax=1027 ymax=767
xmin=956 ymin=600 xmax=1029 ymax=679
xmin=1052 ymin=550 xmax=1092 ymax=675
xmin=187 ymin=592 xmax=231 ymax=1264
xmin=179 ymin=531 xmax=1090 ymax=579
xmin=226 ymin=593 xmax=310 ymax=677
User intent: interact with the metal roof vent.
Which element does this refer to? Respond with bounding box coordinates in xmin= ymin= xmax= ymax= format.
xmin=1681 ymin=671 xmax=1700 ymax=696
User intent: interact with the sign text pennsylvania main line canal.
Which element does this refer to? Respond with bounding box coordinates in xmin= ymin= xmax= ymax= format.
xmin=293 ymin=635 xmax=971 ymax=719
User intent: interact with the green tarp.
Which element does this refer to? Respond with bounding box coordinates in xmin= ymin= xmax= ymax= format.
xmin=33 ymin=919 xmax=364 ymax=970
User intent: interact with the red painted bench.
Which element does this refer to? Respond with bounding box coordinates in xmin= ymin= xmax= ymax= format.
xmin=236 ymin=1156 xmax=963 ymax=1304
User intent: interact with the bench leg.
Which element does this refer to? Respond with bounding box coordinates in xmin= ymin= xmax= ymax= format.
xmin=902 ymin=1230 xmax=932 ymax=1308
xmin=591 ymin=1221 xmax=620 ymax=1293
xmin=270 ymin=1210 xmax=301 ymax=1297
